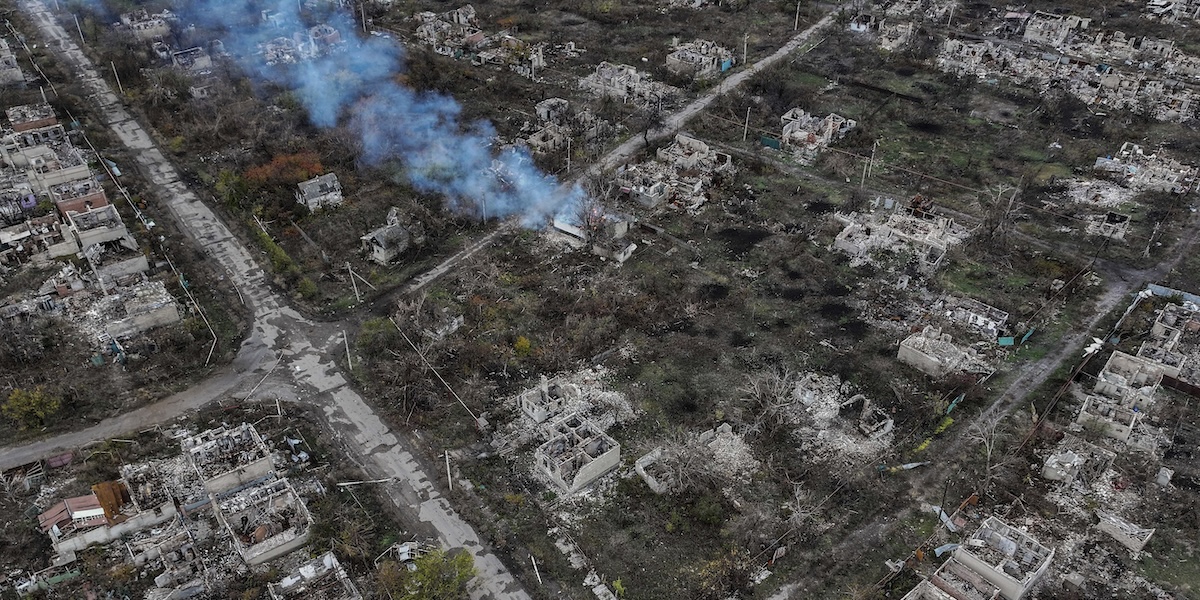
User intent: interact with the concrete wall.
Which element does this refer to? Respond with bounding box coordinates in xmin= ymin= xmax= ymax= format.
xmin=45 ymin=237 xmax=78 ymax=258
xmin=76 ymin=223 xmax=131 ymax=248
xmin=31 ymin=164 xmax=92 ymax=193
xmin=53 ymin=503 xmax=178 ymax=555
xmin=106 ymin=303 xmax=181 ymax=339
xmin=245 ymin=530 xmax=309 ymax=565
xmin=950 ymin=549 xmax=1025 ymax=600
xmin=203 ymin=456 xmax=274 ymax=495
xmin=97 ymin=255 xmax=149 ymax=281
xmin=898 ymin=343 xmax=948 ymax=377
xmin=569 ymin=444 xmax=620 ymax=492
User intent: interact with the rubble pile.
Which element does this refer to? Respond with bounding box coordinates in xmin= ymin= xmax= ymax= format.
xmin=789 ymin=372 xmax=895 ymax=468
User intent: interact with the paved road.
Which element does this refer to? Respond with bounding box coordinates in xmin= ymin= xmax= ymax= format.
xmin=6 ymin=3 xmax=528 ymax=598
xmin=588 ymin=14 xmax=834 ymax=175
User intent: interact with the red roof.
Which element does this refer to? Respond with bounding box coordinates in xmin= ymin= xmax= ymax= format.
xmin=38 ymin=494 xmax=105 ymax=532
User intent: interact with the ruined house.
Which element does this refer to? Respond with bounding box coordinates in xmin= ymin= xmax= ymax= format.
xmin=68 ymin=204 xmax=137 ymax=252
xmin=361 ymin=207 xmax=423 ymax=265
xmin=39 ymin=481 xmax=181 ymax=559
xmin=879 ymin=22 xmax=915 ymax=51
xmin=0 ymin=38 xmax=24 ymax=85
xmin=1023 ymin=11 xmax=1091 ymax=47
xmin=1086 ymin=212 xmax=1131 ymax=240
xmin=296 ymin=173 xmax=343 ymax=211
xmin=1041 ymin=434 xmax=1115 ymax=484
xmin=941 ymin=296 xmax=1009 ymax=338
xmin=947 ymin=517 xmax=1054 ymax=600
xmin=534 ymin=413 xmax=620 ymax=493
xmin=780 ymin=108 xmax=856 ymax=165
xmin=898 ymin=326 xmax=993 ymax=378
xmin=120 ymin=10 xmax=173 ymax=40
xmin=831 ymin=208 xmax=968 ymax=274
xmin=525 ymin=122 xmax=569 ymax=154
xmin=656 ymin=133 xmax=733 ymax=173
xmin=579 ymin=61 xmax=679 ymax=108
xmin=142 ymin=530 xmax=209 ymax=600
xmin=1095 ymin=511 xmax=1155 ymax=552
xmin=171 ymin=47 xmax=212 ymax=72
xmin=902 ymin=578 xmax=989 ymax=600
xmin=615 ymin=163 xmax=671 ymax=207
xmin=268 ymin=551 xmax=362 ymax=600
xmin=1138 ymin=300 xmax=1200 ymax=388
xmin=183 ymin=423 xmax=275 ymax=494
xmin=535 ymin=97 xmax=569 ymax=123
xmin=217 ymin=477 xmax=312 ymax=565
xmin=414 ymin=5 xmax=483 ymax=57
xmin=103 ymin=280 xmax=183 ymax=339
xmin=1093 ymin=142 xmax=1197 ymax=194
xmin=519 ymin=375 xmax=582 ymax=424
xmin=665 ymin=39 xmax=734 ymax=79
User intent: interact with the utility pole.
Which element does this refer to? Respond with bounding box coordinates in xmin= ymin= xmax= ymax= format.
xmin=742 ymin=106 xmax=751 ymax=142
xmin=110 ymin=61 xmax=123 ymax=95
xmin=743 ymin=33 xmax=749 ymax=65
xmin=361 ymin=2 xmax=367 ymax=33
xmin=347 ymin=262 xmax=360 ymax=303
xmin=868 ymin=139 xmax=879 ymax=179
xmin=795 ymin=1 xmax=802 ymax=30
xmin=566 ymin=137 xmax=571 ymax=173
xmin=1143 ymin=221 xmax=1162 ymax=258
xmin=73 ymin=14 xmax=84 ymax=43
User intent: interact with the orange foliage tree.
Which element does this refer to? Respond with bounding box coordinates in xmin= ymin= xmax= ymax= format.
xmin=243 ymin=152 xmax=325 ymax=188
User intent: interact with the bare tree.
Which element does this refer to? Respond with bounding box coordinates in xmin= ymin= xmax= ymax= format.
xmin=968 ymin=412 xmax=1009 ymax=495
xmin=740 ymin=366 xmax=800 ymax=433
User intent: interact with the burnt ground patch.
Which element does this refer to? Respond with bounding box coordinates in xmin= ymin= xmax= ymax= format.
xmin=715 ymin=227 xmax=772 ymax=256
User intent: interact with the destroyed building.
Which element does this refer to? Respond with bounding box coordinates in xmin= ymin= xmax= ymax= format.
xmin=414 ymin=5 xmax=482 ymax=56
xmin=38 ymin=481 xmax=181 ymax=559
xmin=634 ymin=423 xmax=760 ymax=496
xmin=935 ymin=33 xmax=1199 ymax=121
xmin=183 ymin=423 xmax=275 ymax=494
xmin=534 ymin=413 xmax=620 ymax=493
xmin=657 ymin=133 xmax=733 ymax=173
xmin=1022 ymin=11 xmax=1091 ymax=47
xmin=879 ymin=21 xmax=915 ymax=51
xmin=613 ymin=133 xmax=732 ymax=213
xmin=296 ymin=173 xmax=343 ymax=211
xmin=268 ymin=551 xmax=362 ymax=600
xmin=898 ymin=326 xmax=993 ymax=378
xmin=120 ymin=10 xmax=174 ymax=40
xmin=101 ymin=280 xmax=183 ymax=339
xmin=1093 ymin=142 xmax=1197 ymax=194
xmin=0 ymin=38 xmax=24 ymax=85
xmin=171 ymin=47 xmax=213 ymax=72
xmin=951 ymin=518 xmax=1054 ymax=600
xmin=939 ymin=296 xmax=1009 ymax=338
xmin=831 ymin=206 xmax=969 ymax=274
xmin=361 ymin=207 xmax=423 ymax=265
xmin=579 ymin=61 xmax=679 ymax=108
xmin=217 ymin=477 xmax=312 ymax=565
xmin=519 ymin=376 xmax=583 ymax=424
xmin=665 ymin=39 xmax=734 ymax=79
xmin=1041 ymin=433 xmax=1115 ymax=485
xmin=909 ymin=517 xmax=1053 ymax=600
xmin=1095 ymin=511 xmax=1155 ymax=552
xmin=140 ymin=529 xmax=210 ymax=600
xmin=1086 ymin=212 xmax=1131 ymax=241
xmin=780 ymin=108 xmax=857 ymax=165
xmin=550 ymin=209 xmax=637 ymax=264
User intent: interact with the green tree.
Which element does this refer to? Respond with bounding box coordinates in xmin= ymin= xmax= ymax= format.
xmin=377 ymin=548 xmax=476 ymax=600
xmin=3 ymin=386 xmax=61 ymax=429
